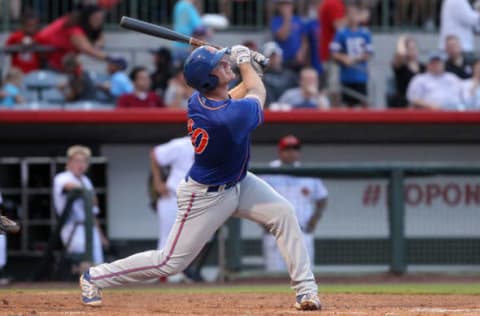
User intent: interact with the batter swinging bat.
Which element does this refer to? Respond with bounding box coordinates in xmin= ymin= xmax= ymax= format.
xmin=119 ymin=16 xmax=268 ymax=67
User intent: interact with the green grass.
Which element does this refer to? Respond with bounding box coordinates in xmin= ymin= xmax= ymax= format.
xmin=2 ymin=283 xmax=480 ymax=295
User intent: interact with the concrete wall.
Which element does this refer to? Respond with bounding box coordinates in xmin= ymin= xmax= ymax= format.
xmin=102 ymin=143 xmax=480 ymax=240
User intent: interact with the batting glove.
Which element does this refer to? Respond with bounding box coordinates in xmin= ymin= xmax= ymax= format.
xmin=251 ymin=51 xmax=268 ymax=68
xmin=230 ymin=45 xmax=251 ymax=65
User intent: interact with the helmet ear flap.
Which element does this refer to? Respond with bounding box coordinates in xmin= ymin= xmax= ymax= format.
xmin=200 ymin=74 xmax=219 ymax=93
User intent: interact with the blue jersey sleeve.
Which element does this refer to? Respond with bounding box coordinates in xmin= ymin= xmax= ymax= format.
xmin=228 ymin=97 xmax=263 ymax=140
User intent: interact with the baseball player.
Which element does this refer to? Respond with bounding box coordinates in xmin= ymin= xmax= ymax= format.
xmin=80 ymin=45 xmax=321 ymax=311
xmin=0 ymin=193 xmax=20 ymax=235
xmin=151 ymin=136 xmax=196 ymax=282
xmin=0 ymin=192 xmax=20 ymax=285
xmin=262 ymin=135 xmax=328 ymax=271
xmin=53 ymin=145 xmax=108 ymax=265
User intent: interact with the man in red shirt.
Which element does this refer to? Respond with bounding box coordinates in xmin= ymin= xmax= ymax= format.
xmin=318 ymin=0 xmax=346 ymax=106
xmin=117 ymin=67 xmax=165 ymax=108
xmin=5 ymin=14 xmax=40 ymax=73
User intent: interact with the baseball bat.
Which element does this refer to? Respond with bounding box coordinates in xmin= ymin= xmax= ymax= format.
xmin=120 ymin=16 xmax=221 ymax=49
xmin=119 ymin=16 xmax=268 ymax=67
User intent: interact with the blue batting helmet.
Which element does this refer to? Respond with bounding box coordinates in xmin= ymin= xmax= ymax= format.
xmin=183 ymin=46 xmax=228 ymax=93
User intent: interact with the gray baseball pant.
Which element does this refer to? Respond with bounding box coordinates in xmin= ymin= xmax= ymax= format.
xmin=89 ymin=172 xmax=318 ymax=295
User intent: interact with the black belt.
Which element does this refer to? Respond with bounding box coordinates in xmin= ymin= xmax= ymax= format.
xmin=185 ymin=176 xmax=237 ymax=192
xmin=206 ymin=181 xmax=237 ymax=192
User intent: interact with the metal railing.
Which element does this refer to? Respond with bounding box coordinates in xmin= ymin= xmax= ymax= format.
xmin=1 ymin=0 xmax=441 ymax=32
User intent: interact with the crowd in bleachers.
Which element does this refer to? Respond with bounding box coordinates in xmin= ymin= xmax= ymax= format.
xmin=2 ymin=0 xmax=480 ymax=110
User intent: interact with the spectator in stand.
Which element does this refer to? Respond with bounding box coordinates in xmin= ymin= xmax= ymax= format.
xmin=35 ymin=4 xmax=108 ymax=71
xmin=330 ymin=3 xmax=373 ymax=107
xmin=407 ymin=52 xmax=462 ymax=110
xmin=262 ymin=42 xmax=298 ymax=107
xmin=396 ymin=0 xmax=436 ymax=30
xmin=390 ymin=36 xmax=425 ymax=108
xmin=357 ymin=0 xmax=379 ymax=26
xmin=444 ymin=35 xmax=474 ymax=79
xmin=277 ymin=67 xmax=330 ymax=109
xmin=57 ymin=53 xmax=96 ymax=102
xmin=97 ymin=55 xmax=133 ymax=100
xmin=150 ymin=47 xmax=174 ymax=98
xmin=242 ymin=40 xmax=258 ymax=52
xmin=4 ymin=13 xmax=40 ymax=73
xmin=303 ymin=0 xmax=324 ymax=78
xmin=164 ymin=65 xmax=193 ymax=109
xmin=270 ymin=0 xmax=307 ymax=72
xmin=173 ymin=0 xmax=203 ymax=63
xmin=460 ymin=59 xmax=480 ymax=110
xmin=117 ymin=67 xmax=165 ymax=108
xmin=439 ymin=0 xmax=480 ymax=57
xmin=0 ymin=68 xmax=25 ymax=108
xmin=318 ymin=0 xmax=346 ymax=106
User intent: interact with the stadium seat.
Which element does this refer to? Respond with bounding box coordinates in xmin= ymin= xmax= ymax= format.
xmin=13 ymin=102 xmax=63 ymax=110
xmin=64 ymin=101 xmax=115 ymax=110
xmin=23 ymin=70 xmax=65 ymax=102
xmin=385 ymin=74 xmax=397 ymax=108
xmin=42 ymin=88 xmax=65 ymax=104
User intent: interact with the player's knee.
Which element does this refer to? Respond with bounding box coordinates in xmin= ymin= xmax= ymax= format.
xmin=277 ymin=201 xmax=296 ymax=220
xmin=161 ymin=257 xmax=190 ymax=275
xmin=269 ymin=201 xmax=296 ymax=231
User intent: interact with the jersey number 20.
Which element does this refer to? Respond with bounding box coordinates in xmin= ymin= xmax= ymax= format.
xmin=188 ymin=119 xmax=209 ymax=154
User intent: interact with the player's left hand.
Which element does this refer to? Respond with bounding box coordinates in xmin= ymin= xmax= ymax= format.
xmin=251 ymin=51 xmax=268 ymax=68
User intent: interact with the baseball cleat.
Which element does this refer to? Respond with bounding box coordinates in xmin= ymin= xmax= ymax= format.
xmin=0 ymin=216 xmax=20 ymax=234
xmin=80 ymin=270 xmax=102 ymax=306
xmin=294 ymin=293 xmax=322 ymax=311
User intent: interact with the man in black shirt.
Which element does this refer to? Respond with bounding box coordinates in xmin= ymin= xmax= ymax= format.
xmin=444 ymin=35 xmax=474 ymax=79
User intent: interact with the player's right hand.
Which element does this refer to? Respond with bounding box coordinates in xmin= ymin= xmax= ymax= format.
xmin=156 ymin=182 xmax=170 ymax=197
xmin=230 ymin=45 xmax=251 ymax=65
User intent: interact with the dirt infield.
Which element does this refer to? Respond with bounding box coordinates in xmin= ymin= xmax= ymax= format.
xmin=1 ymin=291 xmax=480 ymax=316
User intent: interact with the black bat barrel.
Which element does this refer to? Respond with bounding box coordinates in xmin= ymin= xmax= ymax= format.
xmin=120 ymin=16 xmax=191 ymax=44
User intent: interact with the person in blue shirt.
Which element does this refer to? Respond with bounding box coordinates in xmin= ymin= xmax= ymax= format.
xmin=173 ymin=0 xmax=203 ymax=63
xmin=330 ymin=3 xmax=373 ymax=107
xmin=270 ymin=0 xmax=307 ymax=72
xmin=80 ymin=45 xmax=321 ymax=311
xmin=303 ymin=2 xmax=324 ymax=78
xmin=98 ymin=55 xmax=133 ymax=100
xmin=0 ymin=68 xmax=24 ymax=108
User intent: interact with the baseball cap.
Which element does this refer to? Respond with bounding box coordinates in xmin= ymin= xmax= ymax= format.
xmin=428 ymin=51 xmax=446 ymax=62
xmin=192 ymin=26 xmax=208 ymax=37
xmin=263 ymin=41 xmax=283 ymax=58
xmin=278 ymin=135 xmax=301 ymax=151
xmin=106 ymin=54 xmax=128 ymax=70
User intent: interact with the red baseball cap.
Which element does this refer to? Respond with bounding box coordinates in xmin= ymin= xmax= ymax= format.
xmin=278 ymin=135 xmax=301 ymax=151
